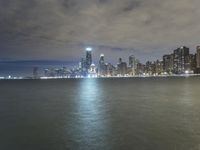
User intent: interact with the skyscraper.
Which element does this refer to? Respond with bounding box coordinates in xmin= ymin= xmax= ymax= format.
xmin=86 ymin=48 xmax=92 ymax=71
xmin=145 ymin=61 xmax=155 ymax=75
xmin=197 ymin=46 xmax=200 ymax=70
xmin=117 ymin=58 xmax=127 ymax=76
xmin=188 ymin=54 xmax=196 ymax=73
xmin=163 ymin=54 xmax=173 ymax=74
xmin=163 ymin=55 xmax=171 ymax=73
xmin=155 ymin=60 xmax=163 ymax=75
xmin=80 ymin=58 xmax=87 ymax=76
xmin=99 ymin=54 xmax=106 ymax=76
xmin=129 ymin=55 xmax=136 ymax=76
xmin=173 ymin=46 xmax=189 ymax=74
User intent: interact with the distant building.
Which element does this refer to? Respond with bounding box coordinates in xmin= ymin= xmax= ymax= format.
xmin=173 ymin=46 xmax=189 ymax=74
xmin=86 ymin=48 xmax=92 ymax=72
xmin=163 ymin=55 xmax=170 ymax=73
xmin=136 ymin=63 xmax=145 ymax=75
xmin=117 ymin=58 xmax=127 ymax=76
xmin=197 ymin=46 xmax=200 ymax=73
xmin=129 ymin=55 xmax=137 ymax=76
xmin=188 ymin=54 xmax=196 ymax=73
xmin=155 ymin=60 xmax=163 ymax=75
xmin=163 ymin=54 xmax=173 ymax=74
xmin=98 ymin=54 xmax=106 ymax=76
xmin=145 ymin=61 xmax=155 ymax=75
xmin=80 ymin=58 xmax=87 ymax=76
xmin=88 ymin=64 xmax=97 ymax=77
xmin=107 ymin=63 xmax=116 ymax=76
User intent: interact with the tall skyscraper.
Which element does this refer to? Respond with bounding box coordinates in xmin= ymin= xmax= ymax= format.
xmin=155 ymin=60 xmax=163 ymax=75
xmin=129 ymin=55 xmax=136 ymax=76
xmin=188 ymin=54 xmax=196 ymax=73
xmin=163 ymin=55 xmax=171 ymax=73
xmin=163 ymin=54 xmax=173 ymax=74
xmin=99 ymin=54 xmax=106 ymax=76
xmin=86 ymin=48 xmax=92 ymax=71
xmin=197 ymin=46 xmax=200 ymax=69
xmin=145 ymin=61 xmax=155 ymax=75
xmin=80 ymin=58 xmax=87 ymax=76
xmin=173 ymin=46 xmax=189 ymax=74
xmin=117 ymin=58 xmax=127 ymax=76
xmin=136 ymin=63 xmax=145 ymax=75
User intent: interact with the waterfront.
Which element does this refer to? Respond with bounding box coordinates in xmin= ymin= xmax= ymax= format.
xmin=0 ymin=77 xmax=200 ymax=150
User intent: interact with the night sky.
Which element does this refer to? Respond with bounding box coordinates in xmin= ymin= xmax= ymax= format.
xmin=1 ymin=0 xmax=200 ymax=76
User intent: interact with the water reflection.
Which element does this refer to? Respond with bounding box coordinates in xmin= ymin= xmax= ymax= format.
xmin=73 ymin=78 xmax=110 ymax=149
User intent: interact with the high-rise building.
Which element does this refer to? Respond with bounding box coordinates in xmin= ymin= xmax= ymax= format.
xmin=163 ymin=54 xmax=174 ymax=74
xmin=129 ymin=55 xmax=137 ymax=76
xmin=145 ymin=61 xmax=155 ymax=75
xmin=80 ymin=58 xmax=87 ymax=76
xmin=117 ymin=58 xmax=127 ymax=76
xmin=163 ymin=55 xmax=171 ymax=73
xmin=169 ymin=54 xmax=174 ymax=73
xmin=107 ymin=63 xmax=116 ymax=76
xmin=155 ymin=60 xmax=163 ymax=75
xmin=86 ymin=48 xmax=92 ymax=71
xmin=188 ymin=54 xmax=196 ymax=73
xmin=136 ymin=63 xmax=145 ymax=75
xmin=98 ymin=54 xmax=106 ymax=76
xmin=197 ymin=46 xmax=200 ymax=73
xmin=173 ymin=46 xmax=189 ymax=74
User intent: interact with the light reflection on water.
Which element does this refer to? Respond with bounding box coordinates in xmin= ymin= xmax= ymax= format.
xmin=70 ymin=78 xmax=111 ymax=149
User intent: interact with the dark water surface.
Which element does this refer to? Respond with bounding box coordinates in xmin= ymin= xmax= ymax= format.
xmin=0 ymin=77 xmax=200 ymax=150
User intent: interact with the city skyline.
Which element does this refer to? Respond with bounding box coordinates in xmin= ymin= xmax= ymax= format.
xmin=40 ymin=45 xmax=200 ymax=78
xmin=1 ymin=44 xmax=200 ymax=78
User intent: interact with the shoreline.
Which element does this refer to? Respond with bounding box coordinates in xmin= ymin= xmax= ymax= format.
xmin=1 ymin=74 xmax=200 ymax=80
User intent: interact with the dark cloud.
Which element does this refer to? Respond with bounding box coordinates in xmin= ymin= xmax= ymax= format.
xmin=0 ymin=0 xmax=200 ymax=64
xmin=123 ymin=1 xmax=141 ymax=12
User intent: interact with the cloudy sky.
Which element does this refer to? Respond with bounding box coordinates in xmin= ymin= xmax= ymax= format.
xmin=1 ymin=0 xmax=200 ymax=75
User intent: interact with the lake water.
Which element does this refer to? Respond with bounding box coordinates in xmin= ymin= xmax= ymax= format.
xmin=0 ymin=77 xmax=200 ymax=150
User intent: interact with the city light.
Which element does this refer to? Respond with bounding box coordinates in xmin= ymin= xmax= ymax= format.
xmin=1 ymin=45 xmax=200 ymax=79
xmin=185 ymin=70 xmax=189 ymax=74
xmin=86 ymin=47 xmax=92 ymax=51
